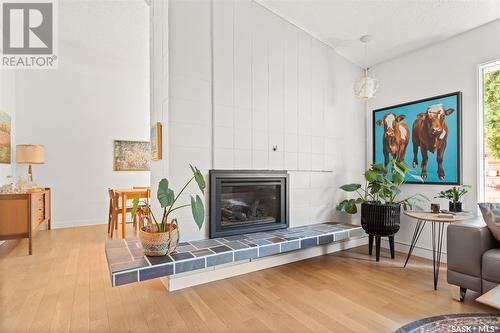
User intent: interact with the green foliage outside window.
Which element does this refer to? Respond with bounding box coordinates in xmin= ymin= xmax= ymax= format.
xmin=484 ymin=69 xmax=500 ymax=159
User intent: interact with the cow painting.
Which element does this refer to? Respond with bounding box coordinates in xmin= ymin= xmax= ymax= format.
xmin=411 ymin=103 xmax=454 ymax=180
xmin=376 ymin=113 xmax=410 ymax=175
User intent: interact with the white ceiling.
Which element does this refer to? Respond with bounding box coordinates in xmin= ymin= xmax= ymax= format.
xmin=260 ymin=0 xmax=500 ymax=67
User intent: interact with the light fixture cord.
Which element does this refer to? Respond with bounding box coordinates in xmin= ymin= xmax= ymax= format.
xmin=364 ymin=41 xmax=368 ymax=76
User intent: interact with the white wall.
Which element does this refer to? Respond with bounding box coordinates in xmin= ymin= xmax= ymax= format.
xmin=0 ymin=71 xmax=16 ymax=185
xmin=14 ymin=0 xmax=150 ymax=228
xmin=369 ymin=19 xmax=500 ymax=257
xmin=151 ymin=0 xmax=365 ymax=241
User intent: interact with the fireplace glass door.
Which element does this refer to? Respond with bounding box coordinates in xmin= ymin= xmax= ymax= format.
xmin=221 ymin=182 xmax=281 ymax=227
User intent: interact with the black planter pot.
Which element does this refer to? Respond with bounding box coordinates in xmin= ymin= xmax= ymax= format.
xmin=361 ymin=203 xmax=401 ymax=236
xmin=449 ymin=201 xmax=462 ymax=212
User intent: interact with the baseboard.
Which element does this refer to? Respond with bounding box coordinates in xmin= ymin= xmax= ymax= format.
xmin=162 ymin=236 xmax=368 ymax=291
xmin=381 ymin=238 xmax=447 ymax=263
xmin=52 ymin=219 xmax=106 ymax=229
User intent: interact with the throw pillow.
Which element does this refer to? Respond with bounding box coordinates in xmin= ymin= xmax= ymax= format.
xmin=478 ymin=203 xmax=500 ymax=242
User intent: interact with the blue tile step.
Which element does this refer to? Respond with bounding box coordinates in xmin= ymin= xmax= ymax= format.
xmin=105 ymin=222 xmax=364 ymax=287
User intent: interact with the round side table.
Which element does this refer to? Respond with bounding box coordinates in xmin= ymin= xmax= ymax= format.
xmin=402 ymin=211 xmax=473 ymax=290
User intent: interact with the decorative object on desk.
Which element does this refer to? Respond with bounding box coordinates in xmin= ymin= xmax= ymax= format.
xmin=131 ymin=164 xmax=206 ymax=256
xmin=336 ymin=160 xmax=427 ymax=261
xmin=430 ymin=203 xmax=440 ymax=214
xmin=150 ymin=122 xmax=162 ymax=161
xmin=113 ymin=140 xmax=150 ymax=171
xmin=0 ymin=111 xmax=11 ymax=164
xmin=373 ymin=92 xmax=461 ymax=184
xmin=395 ymin=313 xmax=500 ymax=333
xmin=435 ymin=184 xmax=470 ymax=212
xmin=16 ymin=144 xmax=45 ymax=182
xmin=478 ymin=202 xmax=500 ymax=242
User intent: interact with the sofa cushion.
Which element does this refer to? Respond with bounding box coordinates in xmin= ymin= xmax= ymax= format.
xmin=482 ymin=248 xmax=500 ymax=284
xmin=478 ymin=203 xmax=500 ymax=242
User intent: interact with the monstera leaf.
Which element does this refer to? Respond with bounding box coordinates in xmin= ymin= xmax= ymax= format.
xmin=157 ymin=178 xmax=175 ymax=208
xmin=190 ymin=164 xmax=206 ymax=194
xmin=191 ymin=195 xmax=205 ymax=230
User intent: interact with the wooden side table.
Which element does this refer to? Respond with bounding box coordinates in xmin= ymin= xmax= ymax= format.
xmin=0 ymin=188 xmax=51 ymax=255
xmin=403 ymin=211 xmax=472 ymax=290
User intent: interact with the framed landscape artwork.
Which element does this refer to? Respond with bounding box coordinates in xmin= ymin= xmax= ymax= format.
xmin=150 ymin=122 xmax=162 ymax=161
xmin=113 ymin=140 xmax=150 ymax=171
xmin=0 ymin=111 xmax=11 ymax=164
xmin=373 ymin=92 xmax=462 ymax=185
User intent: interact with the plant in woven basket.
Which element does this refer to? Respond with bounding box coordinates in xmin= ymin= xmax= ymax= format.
xmin=336 ymin=160 xmax=426 ymax=214
xmin=132 ymin=165 xmax=206 ymax=232
xmin=131 ymin=165 xmax=205 ymax=256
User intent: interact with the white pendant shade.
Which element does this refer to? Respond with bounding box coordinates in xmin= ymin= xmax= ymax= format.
xmin=354 ymin=35 xmax=379 ymax=100
xmin=354 ymin=73 xmax=379 ymax=100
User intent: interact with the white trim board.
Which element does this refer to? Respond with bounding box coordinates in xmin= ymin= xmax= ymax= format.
xmin=380 ymin=238 xmax=448 ymax=263
xmin=162 ymin=236 xmax=368 ymax=291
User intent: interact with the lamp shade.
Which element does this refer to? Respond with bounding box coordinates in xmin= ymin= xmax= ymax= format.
xmin=16 ymin=145 xmax=45 ymax=164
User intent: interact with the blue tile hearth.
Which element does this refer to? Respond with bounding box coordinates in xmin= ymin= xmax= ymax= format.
xmin=105 ymin=222 xmax=363 ymax=287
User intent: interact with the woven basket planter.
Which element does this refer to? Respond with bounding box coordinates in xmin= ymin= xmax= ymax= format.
xmin=361 ymin=203 xmax=401 ymax=237
xmin=139 ymin=220 xmax=179 ymax=256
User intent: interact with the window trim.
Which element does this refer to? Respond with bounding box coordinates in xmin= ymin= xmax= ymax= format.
xmin=477 ymin=59 xmax=500 ymax=204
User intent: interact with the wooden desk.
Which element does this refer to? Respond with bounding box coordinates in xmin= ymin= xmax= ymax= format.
xmin=114 ymin=188 xmax=149 ymax=238
xmin=403 ymin=210 xmax=472 ymax=290
xmin=0 ymin=188 xmax=51 ymax=255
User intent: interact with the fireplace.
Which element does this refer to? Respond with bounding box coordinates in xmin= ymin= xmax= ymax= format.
xmin=209 ymin=170 xmax=289 ymax=238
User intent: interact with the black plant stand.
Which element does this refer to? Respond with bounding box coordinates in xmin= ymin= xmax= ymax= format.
xmin=368 ymin=234 xmax=395 ymax=262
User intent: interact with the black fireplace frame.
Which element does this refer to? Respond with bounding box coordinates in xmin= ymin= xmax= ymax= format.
xmin=209 ymin=170 xmax=289 ymax=238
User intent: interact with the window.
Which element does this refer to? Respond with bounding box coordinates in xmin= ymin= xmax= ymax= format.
xmin=479 ymin=60 xmax=500 ymax=203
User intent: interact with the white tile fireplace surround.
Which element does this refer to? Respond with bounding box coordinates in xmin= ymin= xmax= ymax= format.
xmin=149 ymin=0 xmax=366 ymax=242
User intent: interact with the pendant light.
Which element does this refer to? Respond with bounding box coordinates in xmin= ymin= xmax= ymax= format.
xmin=354 ymin=35 xmax=379 ymax=100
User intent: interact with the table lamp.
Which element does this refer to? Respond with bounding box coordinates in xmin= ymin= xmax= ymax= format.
xmin=16 ymin=144 xmax=45 ymax=182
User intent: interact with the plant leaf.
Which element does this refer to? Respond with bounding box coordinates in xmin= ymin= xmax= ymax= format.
xmin=190 ymin=164 xmax=206 ymax=194
xmin=372 ymin=164 xmax=385 ymax=173
xmin=340 ymin=183 xmax=361 ymax=192
xmin=336 ymin=199 xmax=358 ymax=214
xmin=131 ymin=196 xmax=140 ymax=218
xmin=157 ymin=178 xmax=175 ymax=208
xmin=191 ymin=195 xmax=205 ymax=230
xmin=364 ymin=170 xmax=377 ymax=182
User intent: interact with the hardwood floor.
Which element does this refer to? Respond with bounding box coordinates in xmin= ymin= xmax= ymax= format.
xmin=0 ymin=224 xmax=493 ymax=333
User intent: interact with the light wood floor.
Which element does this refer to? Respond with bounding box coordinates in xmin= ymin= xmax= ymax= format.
xmin=0 ymin=224 xmax=493 ymax=333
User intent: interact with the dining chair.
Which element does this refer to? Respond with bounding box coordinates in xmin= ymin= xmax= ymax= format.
xmin=108 ymin=188 xmax=137 ymax=238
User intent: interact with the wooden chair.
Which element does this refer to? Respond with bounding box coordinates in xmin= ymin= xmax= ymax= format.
xmin=108 ymin=189 xmax=137 ymax=238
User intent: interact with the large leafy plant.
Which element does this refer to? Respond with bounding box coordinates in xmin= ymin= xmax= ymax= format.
xmin=132 ymin=165 xmax=206 ymax=232
xmin=435 ymin=185 xmax=471 ymax=203
xmin=336 ymin=160 xmax=426 ymax=214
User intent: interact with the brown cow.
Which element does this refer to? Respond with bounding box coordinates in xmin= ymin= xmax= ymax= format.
xmin=412 ymin=103 xmax=454 ymax=180
xmin=376 ymin=113 xmax=410 ymax=175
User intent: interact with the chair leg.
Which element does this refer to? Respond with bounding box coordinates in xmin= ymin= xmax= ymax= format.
xmin=107 ymin=201 xmax=112 ymax=234
xmin=375 ymin=236 xmax=381 ymax=262
xmin=389 ymin=235 xmax=395 ymax=259
xmin=368 ymin=235 xmax=374 ymax=255
xmin=110 ymin=211 xmax=116 ymax=238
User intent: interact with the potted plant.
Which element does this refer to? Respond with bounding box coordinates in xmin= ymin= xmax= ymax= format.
xmin=132 ymin=165 xmax=206 ymax=256
xmin=336 ymin=160 xmax=426 ymax=260
xmin=435 ymin=185 xmax=471 ymax=212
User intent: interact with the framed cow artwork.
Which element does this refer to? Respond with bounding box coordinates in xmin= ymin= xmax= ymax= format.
xmin=372 ymin=92 xmax=462 ymax=185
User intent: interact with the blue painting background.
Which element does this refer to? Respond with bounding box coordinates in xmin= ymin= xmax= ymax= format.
xmin=373 ymin=95 xmax=459 ymax=184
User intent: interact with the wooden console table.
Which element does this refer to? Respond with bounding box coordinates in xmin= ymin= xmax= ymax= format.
xmin=0 ymin=188 xmax=51 ymax=255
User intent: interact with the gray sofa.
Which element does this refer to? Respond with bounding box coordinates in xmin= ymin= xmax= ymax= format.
xmin=447 ymin=217 xmax=500 ymax=301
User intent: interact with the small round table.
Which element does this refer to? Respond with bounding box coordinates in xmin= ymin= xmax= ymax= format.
xmin=403 ymin=211 xmax=473 ymax=290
